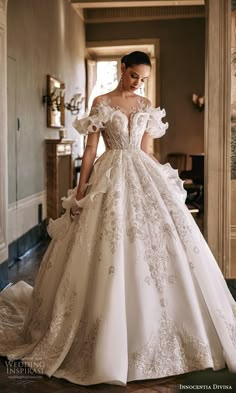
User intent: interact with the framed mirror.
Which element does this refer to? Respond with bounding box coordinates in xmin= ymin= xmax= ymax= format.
xmin=46 ymin=75 xmax=65 ymax=128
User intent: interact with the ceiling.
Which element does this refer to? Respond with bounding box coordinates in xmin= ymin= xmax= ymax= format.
xmin=71 ymin=0 xmax=205 ymax=8
xmin=70 ymin=0 xmax=205 ymax=23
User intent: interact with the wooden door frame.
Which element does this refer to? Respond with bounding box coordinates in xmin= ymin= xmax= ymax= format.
xmin=204 ymin=0 xmax=231 ymax=276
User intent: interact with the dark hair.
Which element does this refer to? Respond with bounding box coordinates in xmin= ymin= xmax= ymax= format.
xmin=121 ymin=51 xmax=151 ymax=68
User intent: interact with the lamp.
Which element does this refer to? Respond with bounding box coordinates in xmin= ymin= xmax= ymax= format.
xmin=192 ymin=93 xmax=205 ymax=111
xmin=43 ymin=88 xmax=84 ymax=115
xmin=42 ymin=87 xmax=65 ymax=111
xmin=64 ymin=93 xmax=85 ymax=115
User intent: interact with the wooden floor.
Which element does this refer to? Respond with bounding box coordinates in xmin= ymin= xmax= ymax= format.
xmin=0 ymin=240 xmax=235 ymax=393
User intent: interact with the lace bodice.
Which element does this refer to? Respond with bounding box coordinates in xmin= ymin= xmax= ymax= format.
xmin=73 ymin=99 xmax=168 ymax=150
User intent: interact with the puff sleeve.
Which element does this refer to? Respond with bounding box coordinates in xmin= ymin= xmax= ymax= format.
xmin=146 ymin=107 xmax=169 ymax=139
xmin=73 ymin=105 xmax=109 ymax=135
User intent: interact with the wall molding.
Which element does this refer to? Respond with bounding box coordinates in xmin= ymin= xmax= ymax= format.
xmin=71 ymin=0 xmax=205 ymax=23
xmin=71 ymin=0 xmax=204 ymax=8
xmin=70 ymin=0 xmax=85 ymax=21
xmin=204 ymin=0 xmax=231 ymax=276
xmin=231 ymin=225 xmax=236 ymax=239
xmin=83 ymin=5 xmax=205 ymax=23
xmin=0 ymin=0 xmax=8 ymax=264
xmin=7 ymin=191 xmax=47 ymax=247
xmin=0 ymin=0 xmax=7 ymax=13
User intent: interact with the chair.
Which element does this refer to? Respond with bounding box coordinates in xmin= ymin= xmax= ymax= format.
xmin=166 ymin=153 xmax=187 ymax=174
xmin=180 ymin=154 xmax=204 ymax=214
xmin=166 ymin=152 xmax=203 ymax=215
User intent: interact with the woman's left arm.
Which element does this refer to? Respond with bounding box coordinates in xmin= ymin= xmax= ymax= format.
xmin=141 ymin=131 xmax=159 ymax=163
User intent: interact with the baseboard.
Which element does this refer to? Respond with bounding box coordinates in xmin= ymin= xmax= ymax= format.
xmin=0 ymin=221 xmax=48 ymax=291
xmin=8 ymin=220 xmax=48 ymax=267
xmin=0 ymin=260 xmax=9 ymax=291
xmin=8 ymin=191 xmax=46 ymax=245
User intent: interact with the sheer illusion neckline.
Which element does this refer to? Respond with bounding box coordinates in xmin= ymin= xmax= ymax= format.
xmin=98 ymin=96 xmax=149 ymax=138
xmin=100 ymin=96 xmax=148 ymax=117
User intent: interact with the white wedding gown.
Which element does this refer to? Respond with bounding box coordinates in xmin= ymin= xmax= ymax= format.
xmin=0 ymin=98 xmax=236 ymax=386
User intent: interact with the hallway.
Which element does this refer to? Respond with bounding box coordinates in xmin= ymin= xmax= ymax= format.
xmin=0 ymin=241 xmax=235 ymax=393
xmin=0 ymin=1 xmax=236 ymax=391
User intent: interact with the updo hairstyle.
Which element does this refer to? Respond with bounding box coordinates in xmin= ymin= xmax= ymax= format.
xmin=121 ymin=51 xmax=151 ymax=69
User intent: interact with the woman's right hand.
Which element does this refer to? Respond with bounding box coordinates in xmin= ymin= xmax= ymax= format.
xmin=70 ymin=191 xmax=84 ymax=216
xmin=75 ymin=189 xmax=84 ymax=201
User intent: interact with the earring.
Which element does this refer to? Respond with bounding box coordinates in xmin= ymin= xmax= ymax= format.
xmin=120 ymin=73 xmax=123 ymax=90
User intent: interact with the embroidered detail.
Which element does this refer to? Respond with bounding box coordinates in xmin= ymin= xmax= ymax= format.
xmin=144 ymin=277 xmax=151 ymax=286
xmin=144 ymin=242 xmax=170 ymax=293
xmin=53 ymin=318 xmax=102 ymax=382
xmin=160 ymin=298 xmax=168 ymax=308
xmin=233 ymin=305 xmax=236 ymax=319
xmin=216 ymin=308 xmax=236 ymax=349
xmin=109 ymin=266 xmax=115 ymax=274
xmin=128 ymin=312 xmax=214 ymax=378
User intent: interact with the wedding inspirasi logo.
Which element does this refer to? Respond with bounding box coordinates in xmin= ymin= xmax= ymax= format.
xmin=5 ymin=358 xmax=45 ymax=379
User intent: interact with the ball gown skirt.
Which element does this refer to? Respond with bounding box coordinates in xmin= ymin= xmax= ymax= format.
xmin=0 ymin=99 xmax=235 ymax=386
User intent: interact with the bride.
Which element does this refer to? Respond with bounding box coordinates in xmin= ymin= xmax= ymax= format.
xmin=0 ymin=51 xmax=235 ymax=386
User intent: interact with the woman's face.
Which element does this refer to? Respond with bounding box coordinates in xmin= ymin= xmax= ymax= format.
xmin=121 ymin=64 xmax=150 ymax=93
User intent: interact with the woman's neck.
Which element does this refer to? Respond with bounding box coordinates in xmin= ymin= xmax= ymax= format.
xmin=111 ymin=85 xmax=135 ymax=99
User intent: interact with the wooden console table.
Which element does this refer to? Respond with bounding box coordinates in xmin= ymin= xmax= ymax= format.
xmin=45 ymin=139 xmax=74 ymax=220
